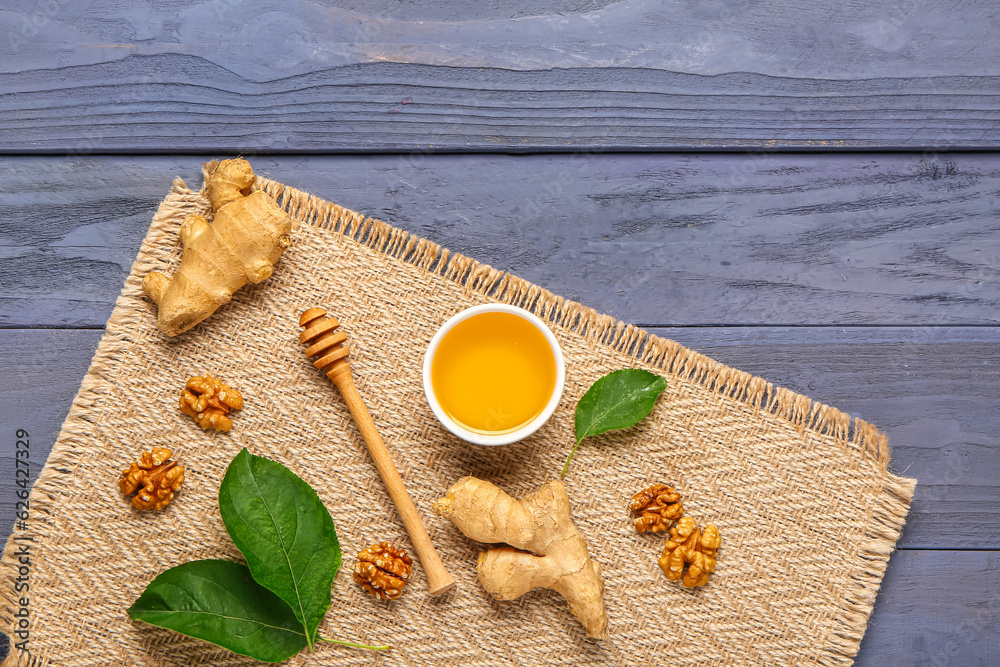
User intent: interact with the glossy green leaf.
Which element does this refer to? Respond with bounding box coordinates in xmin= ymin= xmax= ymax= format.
xmin=127 ymin=559 xmax=307 ymax=663
xmin=562 ymin=369 xmax=668 ymax=477
xmin=218 ymin=448 xmax=342 ymax=650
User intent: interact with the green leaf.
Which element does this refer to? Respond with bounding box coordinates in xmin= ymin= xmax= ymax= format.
xmin=562 ymin=369 xmax=668 ymax=477
xmin=127 ymin=559 xmax=307 ymax=663
xmin=218 ymin=448 xmax=342 ymax=651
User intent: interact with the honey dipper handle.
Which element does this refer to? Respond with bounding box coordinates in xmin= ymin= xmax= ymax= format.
xmin=332 ymin=372 xmax=457 ymax=596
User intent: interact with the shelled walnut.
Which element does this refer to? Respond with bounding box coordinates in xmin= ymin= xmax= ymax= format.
xmin=630 ymin=483 xmax=684 ymax=532
xmin=658 ymin=516 xmax=721 ymax=588
xmin=354 ymin=542 xmax=412 ymax=600
xmin=119 ymin=447 xmax=184 ymax=511
xmin=179 ymin=374 xmax=243 ymax=431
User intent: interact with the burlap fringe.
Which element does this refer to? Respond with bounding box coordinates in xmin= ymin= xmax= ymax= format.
xmin=0 ymin=185 xmax=169 ymax=667
xmin=0 ymin=164 xmax=915 ymax=667
xmin=256 ymin=170 xmax=892 ymax=468
xmin=1 ymin=651 xmax=48 ymax=667
xmin=816 ymin=474 xmax=916 ymax=665
xmin=251 ymin=171 xmax=913 ymax=665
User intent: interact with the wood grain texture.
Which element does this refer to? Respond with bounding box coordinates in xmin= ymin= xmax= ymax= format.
xmin=3 ymin=1 xmax=998 ymax=661
xmin=2 ymin=0 xmax=999 ymax=151
xmin=299 ymin=306 xmax=458 ymax=595
xmin=657 ymin=326 xmax=1000 ymax=551
xmin=3 ymin=154 xmax=998 ymax=328
xmin=3 ymin=327 xmax=996 ymax=550
xmin=1 ymin=327 xmax=997 ymax=662
xmin=855 ymin=550 xmax=1000 ymax=666
xmin=0 ymin=330 xmax=102 ymax=536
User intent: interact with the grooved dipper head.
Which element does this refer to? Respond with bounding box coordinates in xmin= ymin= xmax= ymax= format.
xmin=300 ymin=307 xmax=352 ymax=378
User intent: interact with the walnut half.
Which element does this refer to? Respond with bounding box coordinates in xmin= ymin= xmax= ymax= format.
xmin=354 ymin=542 xmax=413 ymax=600
xmin=179 ymin=374 xmax=243 ymax=431
xmin=658 ymin=516 xmax=721 ymax=587
xmin=630 ymin=483 xmax=684 ymax=532
xmin=119 ymin=447 xmax=184 ymax=511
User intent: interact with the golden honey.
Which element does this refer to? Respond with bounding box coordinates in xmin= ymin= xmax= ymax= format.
xmin=431 ymin=311 xmax=556 ymax=434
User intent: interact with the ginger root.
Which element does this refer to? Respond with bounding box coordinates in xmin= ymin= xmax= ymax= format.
xmin=143 ymin=158 xmax=292 ymax=336
xmin=433 ymin=477 xmax=607 ymax=639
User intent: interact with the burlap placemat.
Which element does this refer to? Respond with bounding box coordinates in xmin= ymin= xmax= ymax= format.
xmin=1 ymin=164 xmax=915 ymax=667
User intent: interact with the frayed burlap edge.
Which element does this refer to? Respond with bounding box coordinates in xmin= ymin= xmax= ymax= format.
xmin=1 ymin=164 xmax=916 ymax=667
xmin=0 ymin=175 xmax=197 ymax=667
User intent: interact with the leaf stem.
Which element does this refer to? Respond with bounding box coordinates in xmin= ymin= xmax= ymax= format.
xmin=318 ymin=637 xmax=392 ymax=651
xmin=561 ymin=438 xmax=585 ymax=479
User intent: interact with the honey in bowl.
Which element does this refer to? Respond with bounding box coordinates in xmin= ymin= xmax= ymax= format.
xmin=431 ymin=311 xmax=557 ymax=435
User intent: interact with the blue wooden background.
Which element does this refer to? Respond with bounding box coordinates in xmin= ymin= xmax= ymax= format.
xmin=2 ymin=1 xmax=999 ymax=664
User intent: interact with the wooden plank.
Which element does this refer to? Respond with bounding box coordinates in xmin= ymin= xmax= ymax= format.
xmin=0 ymin=544 xmax=993 ymax=665
xmin=654 ymin=326 xmax=1000 ymax=550
xmin=0 ymin=330 xmax=102 ymax=539
xmin=0 ymin=329 xmax=997 ymax=664
xmin=1 ymin=327 xmax=996 ymax=550
xmin=2 ymin=0 xmax=999 ymax=151
xmin=855 ymin=550 xmax=1000 ymax=665
xmin=2 ymin=154 xmax=999 ymax=328
xmin=0 ymin=158 xmax=194 ymax=328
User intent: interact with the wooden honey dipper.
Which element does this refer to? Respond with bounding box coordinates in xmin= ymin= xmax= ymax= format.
xmin=299 ymin=307 xmax=457 ymax=596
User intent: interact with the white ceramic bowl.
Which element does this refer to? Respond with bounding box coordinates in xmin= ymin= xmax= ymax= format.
xmin=423 ymin=304 xmax=565 ymax=446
